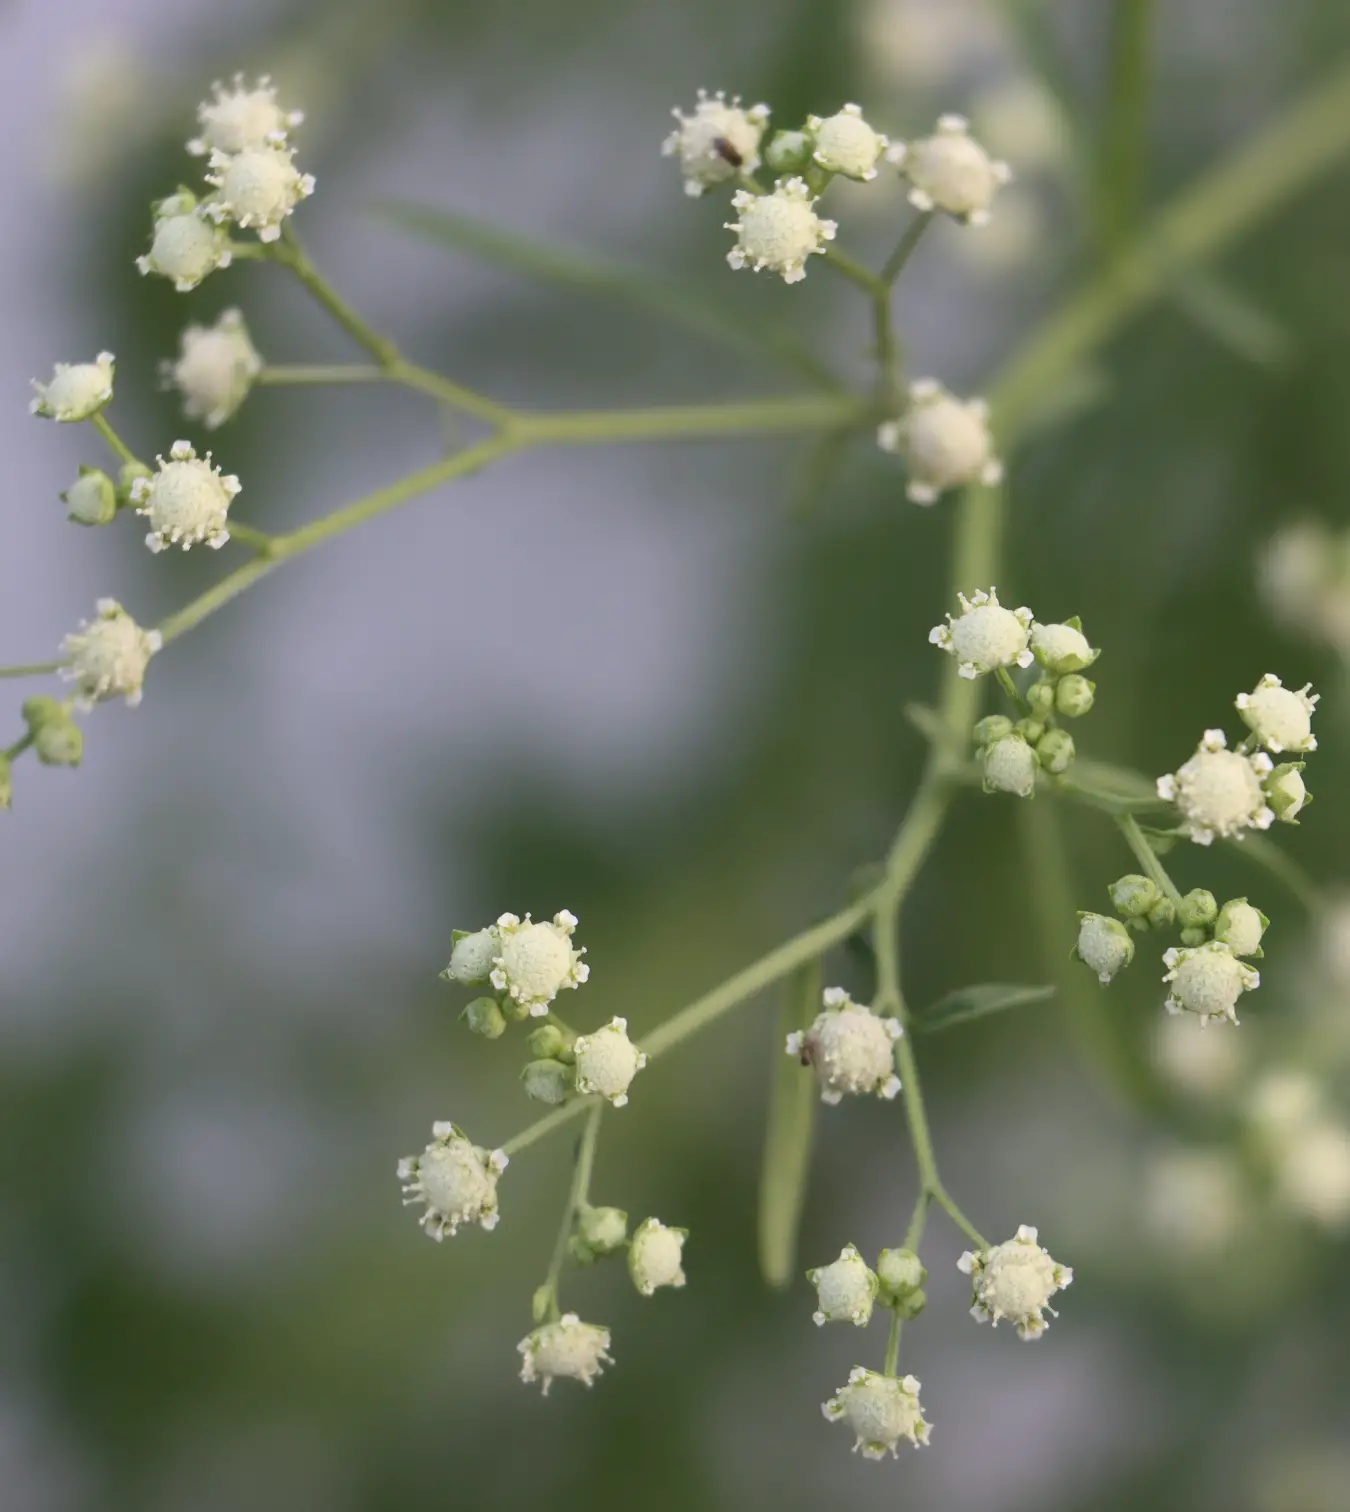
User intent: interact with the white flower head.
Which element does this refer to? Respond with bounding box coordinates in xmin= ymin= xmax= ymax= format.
xmin=204 ymin=144 xmax=315 ymax=242
xmin=628 ymin=1217 xmax=688 ymax=1295
xmin=806 ymin=103 xmax=888 ymax=181
xmin=1074 ymin=912 xmax=1135 ymax=985
xmin=30 ymin=352 xmax=115 ymax=422
xmin=958 ymin=1224 xmax=1072 ymax=1340
xmin=136 ymin=203 xmax=232 ymax=292
xmin=786 ymin=987 xmax=901 ymax=1106
xmin=1163 ymin=941 xmax=1260 ymax=1027
xmin=573 ymin=1016 xmax=646 ymax=1107
xmin=1030 ymin=619 xmax=1099 ymax=675
xmin=397 ymin=1121 xmax=508 ymax=1240
xmin=822 ymin=1368 xmax=931 ymax=1459
xmin=518 ymin=1313 xmax=613 ymax=1395
xmin=130 ymin=439 xmax=239 ymax=553
xmin=929 ymin=587 xmax=1034 ymax=680
xmin=1156 ymin=729 xmax=1275 ymax=845
xmin=489 ymin=910 xmax=588 ymax=1014
xmin=1213 ymin=898 xmax=1268 ymax=958
xmin=188 ymin=74 xmax=303 ymax=156
xmin=663 ymin=90 xmax=769 ymax=196
xmin=982 ymin=732 xmax=1037 ymax=797
xmin=1235 ymin=674 xmax=1318 ymax=754
xmin=442 ymin=925 xmax=501 ymax=987
xmin=807 ymin=1243 xmax=878 ymax=1327
xmin=887 ymin=113 xmax=1012 ymax=225
xmin=877 ymin=379 xmax=1002 ymax=504
xmin=725 ymin=177 xmax=837 ymax=284
xmin=162 ymin=309 xmax=263 ymax=429
xmin=60 ymin=599 xmax=162 ymax=709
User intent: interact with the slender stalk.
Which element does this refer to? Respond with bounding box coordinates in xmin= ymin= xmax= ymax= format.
xmin=1116 ymin=811 xmax=1183 ymax=907
xmin=89 ymin=412 xmax=140 ymax=469
xmin=514 ymin=394 xmax=864 ymax=446
xmin=257 ymin=364 xmax=388 ymax=387
xmin=388 ymin=359 xmax=517 ymax=425
xmin=0 ymin=661 xmax=63 ymax=679
xmin=225 ymin=521 xmax=278 ymax=556
xmin=995 ymin=665 xmax=1030 ymax=715
xmin=881 ymin=213 xmax=933 ymax=285
xmin=903 ymin=1188 xmax=929 ymax=1252
xmin=3 ymin=732 xmax=35 ymax=762
xmin=883 ymin=1312 xmax=903 ymax=1377
xmin=274 ymin=228 xmax=400 ymax=367
xmin=539 ymin=1100 xmax=603 ymax=1320
xmin=1096 ymin=0 xmax=1156 ymax=259
xmin=822 ymin=245 xmax=885 ymax=296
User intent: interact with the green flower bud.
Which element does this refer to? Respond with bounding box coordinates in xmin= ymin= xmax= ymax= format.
xmin=569 ymin=1203 xmax=629 ymax=1264
xmin=1264 ymin=762 xmax=1310 ymax=823
xmin=461 ymin=996 xmax=507 ymax=1040
xmin=527 ymin=1023 xmax=575 ymax=1062
xmin=1109 ymin=874 xmax=1161 ymax=919
xmin=1055 ymin=675 xmax=1096 ymax=718
xmin=1014 ymin=717 xmax=1046 ymax=745
xmin=1214 ymin=898 xmax=1268 ymax=958
xmin=1179 ymin=926 xmax=1208 ymax=948
xmin=22 ymin=695 xmax=64 ymax=732
xmin=1177 ymin=888 xmax=1218 ymax=930
xmin=1147 ymin=897 xmax=1177 ymax=931
xmin=876 ymin=1247 xmax=926 ymax=1307
xmin=972 ymin=714 xmax=1014 ymax=749
xmin=62 ymin=466 xmax=117 ymax=526
xmin=982 ymin=733 xmax=1037 ymax=798
xmin=1030 ymin=618 xmax=1098 ymax=675
xmin=520 ymin=1058 xmax=573 ymax=1106
xmin=0 ymin=754 xmax=11 ymax=810
xmin=34 ymin=716 xmax=83 ymax=767
xmin=894 ymin=1287 xmax=927 ymax=1319
xmin=1074 ymin=912 xmax=1134 ymax=983
xmin=1036 ymin=728 xmax=1076 ymax=775
xmin=764 ymin=129 xmax=812 ymax=173
xmin=440 ymin=926 xmax=499 ymax=986
xmin=1026 ymin=679 xmax=1056 ymax=718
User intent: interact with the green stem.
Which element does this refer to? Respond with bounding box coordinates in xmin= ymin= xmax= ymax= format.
xmin=0 ymin=661 xmax=63 ymax=679
xmin=1116 ymin=811 xmax=1184 ymax=907
xmin=226 ymin=521 xmax=278 ymax=555
xmin=89 ymin=412 xmax=140 ymax=469
xmin=903 ymin=1188 xmax=929 ymax=1252
xmin=883 ymin=1311 xmax=903 ymax=1377
xmin=273 ymin=229 xmax=400 ymax=367
xmin=388 ymin=360 xmax=517 ymax=425
xmin=881 ymin=213 xmax=933 ymax=285
xmin=540 ymin=1100 xmax=603 ymax=1320
xmin=1096 ymin=0 xmax=1156 ymax=260
xmin=822 ymin=245 xmax=885 ymax=297
xmin=514 ymin=394 xmax=864 ymax=445
xmin=257 ymin=364 xmax=388 ymax=386
xmin=3 ymin=732 xmax=35 ymax=762
xmin=995 ymin=665 xmax=1030 ymax=715
xmin=893 ymin=1034 xmax=988 ymax=1249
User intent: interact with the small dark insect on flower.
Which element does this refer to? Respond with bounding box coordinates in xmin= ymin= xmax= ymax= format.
xmin=713 ymin=136 xmax=744 ymax=168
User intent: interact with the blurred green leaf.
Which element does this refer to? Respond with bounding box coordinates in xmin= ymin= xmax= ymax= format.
xmin=915 ymin=982 xmax=1055 ymax=1033
xmin=371 ymin=200 xmax=839 ymax=388
xmin=758 ymin=959 xmax=819 ymax=1289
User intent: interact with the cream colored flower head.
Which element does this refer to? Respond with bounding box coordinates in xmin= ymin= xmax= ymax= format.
xmin=958 ymin=1224 xmax=1072 ymax=1340
xmin=137 ymin=203 xmax=233 ymax=292
xmin=1163 ymin=941 xmax=1259 ymax=1027
xmin=628 ymin=1217 xmax=687 ymax=1295
xmin=397 ymin=1121 xmax=507 ymax=1240
xmin=807 ymin=1243 xmax=878 ymax=1327
xmin=490 ymin=910 xmax=588 ymax=1014
xmin=786 ymin=987 xmax=901 ymax=1105
xmin=806 ymin=103 xmax=888 ymax=180
xmin=130 ymin=440 xmax=240 ymax=553
xmin=30 ymin=352 xmax=115 ymax=422
xmin=823 ymin=1368 xmax=931 ymax=1459
xmin=1074 ymin=913 xmax=1134 ymax=985
xmin=663 ymin=90 xmax=769 ymax=196
xmin=61 ymin=599 xmax=162 ymax=709
xmin=163 ymin=308 xmax=263 ymax=429
xmin=725 ymin=177 xmax=837 ymax=284
xmin=1235 ymin=674 xmax=1318 ymax=754
xmin=204 ymin=143 xmax=315 ymax=241
xmin=888 ymin=113 xmax=1012 ymax=225
xmin=518 ymin=1313 xmax=613 ymax=1395
xmin=1156 ymin=729 xmax=1274 ymax=845
xmin=573 ymin=1016 xmax=647 ymax=1107
xmin=877 ymin=379 xmax=1002 ymax=504
xmin=188 ymin=74 xmax=303 ymax=157
xmin=929 ymin=587 xmax=1034 ymax=680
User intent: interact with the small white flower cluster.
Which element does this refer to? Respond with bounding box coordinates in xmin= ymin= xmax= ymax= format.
xmin=161 ymin=308 xmax=263 ymax=430
xmin=397 ymin=1122 xmax=508 ymax=1241
xmin=786 ymin=986 xmax=902 ymax=1105
xmin=929 ymin=588 xmax=1034 ymax=680
xmin=30 ymin=352 xmax=116 ymax=423
xmin=60 ymin=599 xmax=162 ymax=709
xmin=958 ymin=1224 xmax=1073 ymax=1340
xmin=823 ymin=1368 xmax=931 ymax=1459
xmin=130 ymin=440 xmax=241 ymax=553
xmin=518 ymin=1314 xmax=613 ymax=1395
xmin=877 ymin=379 xmax=1002 ymax=504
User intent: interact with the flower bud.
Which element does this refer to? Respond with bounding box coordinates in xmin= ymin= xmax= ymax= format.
xmin=527 ymin=1023 xmax=575 ymax=1062
xmin=1055 ymin=674 xmax=1096 ymax=718
xmin=1163 ymin=941 xmax=1259 ymax=1026
xmin=894 ymin=1287 xmax=927 ymax=1319
xmin=807 ymin=1243 xmax=878 ymax=1326
xmin=35 ymin=715 xmax=83 ymax=767
xmin=117 ymin=460 xmax=153 ymax=503
xmin=441 ymin=926 xmax=499 ymax=986
xmin=1214 ymin=898 xmax=1268 ymax=958
xmin=806 ymin=104 xmax=888 ymax=181
xmin=461 ymin=996 xmax=507 ymax=1039
xmin=1036 ymin=728 xmax=1075 ymax=775
xmin=570 ymin=1204 xmax=628 ymax=1263
xmin=1026 ymin=679 xmax=1056 ymax=718
xmin=1147 ymin=897 xmax=1176 ymax=931
xmin=1109 ymin=874 xmax=1161 ymax=919
xmin=61 ymin=466 xmax=117 ymax=526
xmin=1179 ymin=926 xmax=1207 ymax=947
xmin=1177 ymin=889 xmax=1218 ymax=930
xmin=1014 ymin=717 xmax=1046 ymax=746
xmin=518 ymin=1313 xmax=612 ymax=1394
xmin=29 ymin=352 xmax=115 ymax=421
xmin=520 ymin=1058 xmax=573 ymax=1106
xmin=1029 ymin=618 xmax=1098 ymax=675
xmin=1074 ymin=912 xmax=1134 ymax=984
xmin=22 ymin=695 xmax=65 ymax=732
xmin=629 ymin=1216 xmax=688 ymax=1295
xmin=972 ymin=714 xmax=1014 ymax=748
xmin=876 ymin=1247 xmax=927 ymax=1307
xmin=764 ymin=129 xmax=812 ymax=173
xmin=573 ymin=1017 xmax=647 ymax=1107
xmin=982 ymin=732 xmax=1037 ymax=797
xmin=1264 ymin=762 xmax=1310 ymax=823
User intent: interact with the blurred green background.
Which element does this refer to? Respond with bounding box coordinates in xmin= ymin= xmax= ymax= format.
xmin=3 ymin=0 xmax=1350 ymax=1508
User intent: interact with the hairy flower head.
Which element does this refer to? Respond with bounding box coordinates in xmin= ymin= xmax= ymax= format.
xmin=397 ymin=1122 xmax=507 ymax=1240
xmin=958 ymin=1224 xmax=1072 ymax=1340
xmin=1157 ymin=729 xmax=1274 ymax=845
xmin=663 ymin=90 xmax=769 ymax=196
xmin=929 ymin=588 xmax=1034 ymax=680
xmin=786 ymin=987 xmax=901 ymax=1105
xmin=61 ymin=599 xmax=162 ymax=709
xmin=725 ymin=177 xmax=836 ymax=284
xmin=823 ymin=1369 xmax=931 ymax=1459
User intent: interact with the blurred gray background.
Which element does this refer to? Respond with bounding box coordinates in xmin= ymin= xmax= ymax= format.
xmin=3 ymin=1 xmax=1350 ymax=1509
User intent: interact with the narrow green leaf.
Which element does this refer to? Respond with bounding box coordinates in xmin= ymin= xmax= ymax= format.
xmin=1171 ymin=270 xmax=1295 ymax=370
xmin=371 ymin=200 xmax=839 ymax=389
xmin=916 ymin=982 xmax=1055 ymax=1034
xmin=758 ymin=959 xmax=820 ymax=1289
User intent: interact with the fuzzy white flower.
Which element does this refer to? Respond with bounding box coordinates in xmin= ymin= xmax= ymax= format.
xmin=442 ymin=926 xmax=501 ymax=986
xmin=573 ymin=1016 xmax=647 ymax=1107
xmin=663 ymin=90 xmax=769 ymax=197
xmin=822 ymin=1368 xmax=931 ymax=1458
xmin=1156 ymin=729 xmax=1274 ymax=845
xmin=188 ymin=74 xmax=303 ymax=156
xmin=876 ymin=379 xmax=1002 ymax=504
xmin=929 ymin=587 xmax=1034 ymax=680
xmin=30 ymin=351 xmax=115 ymax=422
xmin=204 ymin=144 xmax=315 ymax=242
xmin=397 ymin=1121 xmax=507 ymax=1240
xmin=1213 ymin=898 xmax=1268 ymax=958
xmin=1235 ymin=674 xmax=1318 ymax=754
xmin=725 ymin=177 xmax=837 ymax=284
xmin=807 ymin=1244 xmax=878 ymax=1327
xmin=60 ymin=599 xmax=162 ymax=709
xmin=136 ymin=197 xmax=232 ymax=291
xmin=1030 ymin=619 xmax=1098 ymax=675
xmin=982 ymin=732 xmax=1037 ymax=797
xmin=162 ymin=309 xmax=263 ymax=429
xmin=518 ymin=1313 xmax=613 ymax=1395
xmin=1163 ymin=941 xmax=1259 ymax=1027
xmin=807 ymin=103 xmax=888 ymax=180
xmin=130 ymin=440 xmax=239 ymax=553
xmin=958 ymin=1224 xmax=1072 ymax=1340
xmin=786 ymin=987 xmax=901 ymax=1105
xmin=628 ymin=1217 xmax=687 ymax=1295
xmin=888 ymin=113 xmax=1011 ymax=225
xmin=1074 ymin=913 xmax=1134 ymax=985
xmin=489 ymin=910 xmax=588 ymax=1014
